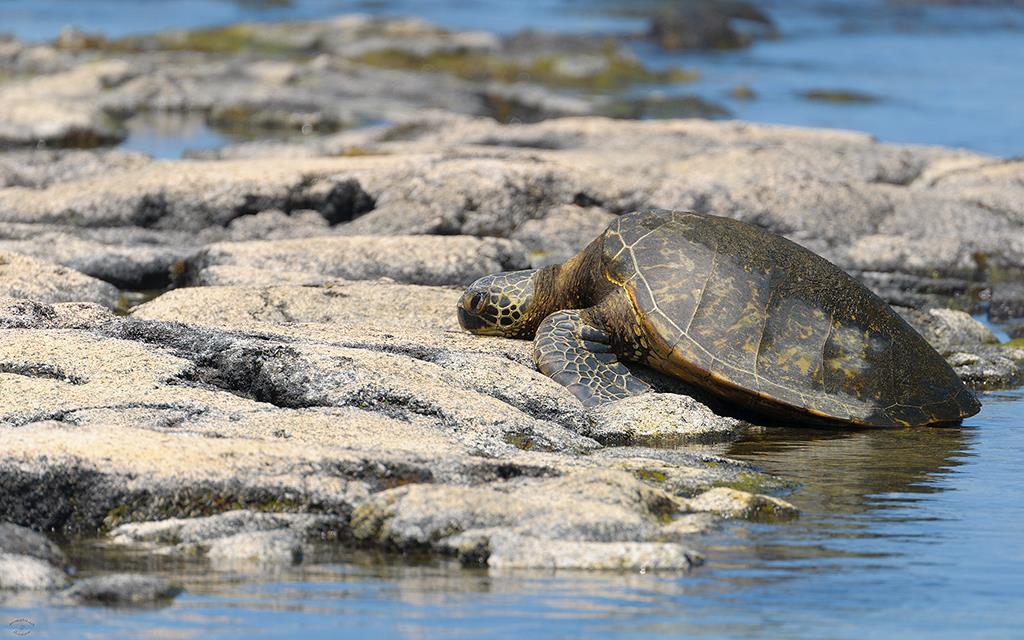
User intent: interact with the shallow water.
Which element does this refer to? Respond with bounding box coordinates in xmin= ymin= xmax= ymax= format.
xmin=2 ymin=388 xmax=1022 ymax=639
xmin=3 ymin=0 xmax=1023 ymax=155
xmin=118 ymin=112 xmax=236 ymax=160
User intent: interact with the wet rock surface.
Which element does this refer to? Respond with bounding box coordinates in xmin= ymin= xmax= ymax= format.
xmin=109 ymin=511 xmax=315 ymax=567
xmin=990 ymin=282 xmax=1024 ymax=322
xmin=0 ymin=523 xmax=67 ymax=567
xmin=62 ymin=574 xmax=182 ymax=606
xmin=947 ymin=345 xmax=1024 ymax=390
xmin=587 ymin=393 xmax=741 ymax=446
xmin=647 ymin=0 xmax=775 ymax=51
xmin=682 ymin=487 xmax=799 ymax=522
xmin=0 ymin=554 xmax=69 ymax=592
xmin=0 ymin=523 xmax=70 ymax=592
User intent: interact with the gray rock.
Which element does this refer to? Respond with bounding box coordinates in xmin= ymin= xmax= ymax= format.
xmin=587 ymin=393 xmax=740 ymax=446
xmin=0 ymin=157 xmax=380 ymax=231
xmin=0 ymin=554 xmax=69 ymax=591
xmin=142 ymin=14 xmax=500 ymax=61
xmin=897 ymin=307 xmax=998 ymax=353
xmin=0 ymin=522 xmax=66 ymax=567
xmin=369 ymin=117 xmax=1019 ymax=278
xmin=189 ymin=336 xmax=597 ymax=456
xmin=3 ymin=14 xmax=669 ymax=155
xmin=2 ymin=116 xmax=1020 ymax=284
xmin=0 ymin=228 xmax=194 ymax=290
xmin=0 ymin=156 xmax=388 ymax=288
xmin=186 ymin=235 xmax=529 ymax=287
xmin=948 ymin=345 xmax=1024 ymax=390
xmin=0 ymin=211 xmax=365 ymax=291
xmin=923 ymin=158 xmax=1024 ymax=228
xmin=990 ymin=282 xmax=1024 ymax=322
xmin=659 ymin=513 xmax=721 ymax=539
xmin=0 ymin=252 xmax=120 ymax=308
xmin=1 ymin=295 xmax=751 ymax=556
xmin=483 ymin=532 xmax=702 ymax=571
xmin=109 ymin=511 xmax=332 ymax=567
xmin=0 ymin=40 xmax=78 ymax=76
xmin=344 ymin=156 xmax=576 ymax=237
xmin=0 ymin=298 xmax=115 ymax=331
xmin=224 ymin=209 xmax=331 ymax=241
xmin=481 ymin=82 xmax=594 ymax=121
xmin=109 ymin=510 xmax=335 ymax=547
xmin=683 ymin=487 xmax=799 ymax=521
xmin=855 ymin=270 xmax=978 ymax=311
xmin=0 ymin=301 xmax=813 ymax=571
xmin=0 ymin=61 xmax=131 ymax=149
xmin=1 ymin=103 xmax=1020 ymax=576
xmin=132 ymin=281 xmax=462 ymax=331
xmin=351 ymin=471 xmax=682 ymax=554
xmin=63 ymin=574 xmax=181 ymax=605
xmin=647 ymin=1 xmax=775 ymax=50
xmin=510 ymin=204 xmax=616 ymax=267
xmin=205 ymin=530 xmax=303 ymax=566
xmin=174 ymin=265 xmax=329 ymax=287
xmin=0 ymin=149 xmax=149 ymax=189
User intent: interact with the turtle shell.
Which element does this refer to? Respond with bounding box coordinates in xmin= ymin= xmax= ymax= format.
xmin=601 ymin=209 xmax=980 ymax=426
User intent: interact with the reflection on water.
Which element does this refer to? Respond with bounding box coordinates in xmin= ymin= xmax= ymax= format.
xmin=119 ymin=112 xmax=238 ymax=160
xmin=4 ymin=390 xmax=1022 ymax=639
xmin=726 ymin=423 xmax=972 ymax=516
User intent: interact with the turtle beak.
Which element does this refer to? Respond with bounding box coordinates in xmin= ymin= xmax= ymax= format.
xmin=457 ymin=305 xmax=487 ymax=333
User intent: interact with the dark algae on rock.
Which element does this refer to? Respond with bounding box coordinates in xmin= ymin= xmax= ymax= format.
xmin=801 ymin=89 xmax=881 ymax=104
xmin=645 ymin=0 xmax=776 ymax=50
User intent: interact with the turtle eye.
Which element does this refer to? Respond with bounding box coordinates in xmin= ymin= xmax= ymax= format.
xmin=470 ymin=292 xmax=487 ymax=312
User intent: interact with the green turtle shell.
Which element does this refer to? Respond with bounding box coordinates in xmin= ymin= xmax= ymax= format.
xmin=601 ymin=209 xmax=980 ymax=426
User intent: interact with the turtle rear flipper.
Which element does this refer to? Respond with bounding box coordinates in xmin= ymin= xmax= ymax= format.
xmin=533 ymin=309 xmax=650 ymax=408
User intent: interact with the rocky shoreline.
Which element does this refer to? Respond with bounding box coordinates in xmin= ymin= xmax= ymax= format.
xmin=2 ymin=13 xmax=1024 ymax=606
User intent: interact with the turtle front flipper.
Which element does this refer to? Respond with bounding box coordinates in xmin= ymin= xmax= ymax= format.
xmin=533 ymin=309 xmax=650 ymax=408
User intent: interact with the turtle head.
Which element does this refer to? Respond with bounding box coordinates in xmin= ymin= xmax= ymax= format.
xmin=458 ymin=269 xmax=539 ymax=338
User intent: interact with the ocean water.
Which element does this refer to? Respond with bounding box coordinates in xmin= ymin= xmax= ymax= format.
xmin=1 ymin=1 xmax=1023 ymax=637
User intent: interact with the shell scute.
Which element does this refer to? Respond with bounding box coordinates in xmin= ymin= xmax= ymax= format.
xmin=600 ymin=209 xmax=978 ymax=426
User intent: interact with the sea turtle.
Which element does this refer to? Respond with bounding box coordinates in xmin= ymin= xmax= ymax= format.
xmin=457 ymin=209 xmax=980 ymax=427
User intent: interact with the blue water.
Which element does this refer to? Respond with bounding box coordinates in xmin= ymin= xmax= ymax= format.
xmin=643 ymin=28 xmax=1024 ymax=155
xmin=119 ymin=112 xmax=235 ymax=160
xmin=0 ymin=0 xmax=644 ymax=41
